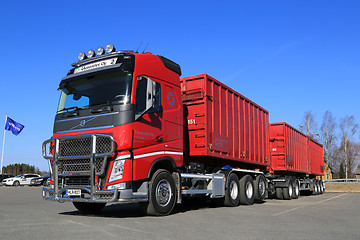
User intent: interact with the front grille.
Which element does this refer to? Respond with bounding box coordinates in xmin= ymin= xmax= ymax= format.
xmin=59 ymin=157 xmax=106 ymax=174
xmin=59 ymin=136 xmax=112 ymax=157
xmin=63 ymin=176 xmax=90 ymax=186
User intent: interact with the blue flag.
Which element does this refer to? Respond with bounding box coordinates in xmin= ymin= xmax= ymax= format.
xmin=5 ymin=117 xmax=24 ymax=136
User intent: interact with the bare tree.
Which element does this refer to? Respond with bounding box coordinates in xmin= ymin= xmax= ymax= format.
xmin=299 ymin=111 xmax=318 ymax=140
xmin=339 ymin=115 xmax=358 ymax=179
xmin=320 ymin=111 xmax=337 ymax=179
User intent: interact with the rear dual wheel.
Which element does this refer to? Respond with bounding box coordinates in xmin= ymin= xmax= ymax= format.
xmin=254 ymin=175 xmax=267 ymax=202
xmin=224 ymin=173 xmax=240 ymax=207
xmin=283 ymin=179 xmax=293 ymax=200
xmin=239 ymin=175 xmax=255 ymax=205
xmin=292 ymin=178 xmax=300 ymax=199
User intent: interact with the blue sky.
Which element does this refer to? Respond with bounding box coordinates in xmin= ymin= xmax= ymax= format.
xmin=1 ymin=1 xmax=359 ymax=171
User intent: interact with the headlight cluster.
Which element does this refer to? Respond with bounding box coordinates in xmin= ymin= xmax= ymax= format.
xmin=78 ymin=43 xmax=117 ymax=61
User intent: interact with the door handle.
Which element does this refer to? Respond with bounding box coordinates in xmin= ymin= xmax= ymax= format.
xmin=156 ymin=137 xmax=163 ymax=143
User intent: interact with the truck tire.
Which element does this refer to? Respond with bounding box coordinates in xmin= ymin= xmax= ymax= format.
xmin=254 ymin=175 xmax=267 ymax=202
xmin=292 ymin=178 xmax=300 ymax=199
xmin=275 ymin=187 xmax=283 ymax=199
xmin=313 ymin=180 xmax=319 ymax=195
xmin=282 ymin=180 xmax=293 ymax=200
xmin=224 ymin=173 xmax=240 ymax=207
xmin=144 ymin=169 xmax=176 ymax=216
xmin=239 ymin=175 xmax=254 ymax=205
xmin=73 ymin=202 xmax=106 ymax=214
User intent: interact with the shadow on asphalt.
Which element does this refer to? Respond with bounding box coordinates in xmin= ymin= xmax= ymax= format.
xmin=59 ymin=197 xmax=267 ymax=218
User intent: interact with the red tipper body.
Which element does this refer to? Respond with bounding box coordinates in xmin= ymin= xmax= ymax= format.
xmin=270 ymin=122 xmax=324 ymax=176
xmin=181 ymin=74 xmax=270 ymax=171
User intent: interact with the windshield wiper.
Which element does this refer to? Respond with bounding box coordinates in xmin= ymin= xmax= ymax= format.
xmin=90 ymin=101 xmax=113 ymax=114
xmin=58 ymin=106 xmax=82 ymax=117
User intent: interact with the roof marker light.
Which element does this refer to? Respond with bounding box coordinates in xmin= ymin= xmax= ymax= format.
xmin=78 ymin=52 xmax=87 ymax=61
xmin=96 ymin=46 xmax=105 ymax=56
xmin=87 ymin=49 xmax=95 ymax=58
xmin=106 ymin=44 xmax=116 ymax=53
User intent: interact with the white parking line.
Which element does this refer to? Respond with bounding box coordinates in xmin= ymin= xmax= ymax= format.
xmin=272 ymin=193 xmax=349 ymax=216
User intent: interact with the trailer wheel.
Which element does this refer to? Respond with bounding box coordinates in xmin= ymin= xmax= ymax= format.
xmin=224 ymin=173 xmax=240 ymax=207
xmin=313 ymin=180 xmax=319 ymax=195
xmin=275 ymin=187 xmax=283 ymax=199
xmin=239 ymin=175 xmax=254 ymax=205
xmin=144 ymin=169 xmax=176 ymax=216
xmin=320 ymin=181 xmax=325 ymax=194
xmin=254 ymin=175 xmax=267 ymax=202
xmin=73 ymin=202 xmax=106 ymax=214
xmin=292 ymin=178 xmax=300 ymax=199
xmin=283 ymin=180 xmax=293 ymax=200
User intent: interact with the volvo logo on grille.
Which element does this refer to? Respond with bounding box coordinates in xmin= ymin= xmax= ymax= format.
xmin=80 ymin=120 xmax=86 ymax=127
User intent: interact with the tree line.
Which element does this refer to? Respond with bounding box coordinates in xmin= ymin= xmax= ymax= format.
xmin=299 ymin=110 xmax=360 ymax=179
xmin=2 ymin=163 xmax=41 ymax=176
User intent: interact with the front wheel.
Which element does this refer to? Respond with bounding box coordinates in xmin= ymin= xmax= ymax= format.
xmin=13 ymin=181 xmax=20 ymax=187
xmin=73 ymin=202 xmax=106 ymax=214
xmin=143 ymin=169 xmax=177 ymax=216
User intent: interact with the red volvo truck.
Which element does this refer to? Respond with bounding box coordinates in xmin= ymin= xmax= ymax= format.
xmin=42 ymin=44 xmax=324 ymax=215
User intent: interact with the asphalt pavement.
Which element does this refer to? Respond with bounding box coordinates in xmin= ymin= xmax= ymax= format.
xmin=0 ymin=186 xmax=359 ymax=240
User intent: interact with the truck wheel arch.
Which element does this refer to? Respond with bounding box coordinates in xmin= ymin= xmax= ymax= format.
xmin=147 ymin=157 xmax=177 ymax=179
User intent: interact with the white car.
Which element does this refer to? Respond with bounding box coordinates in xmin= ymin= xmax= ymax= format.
xmin=2 ymin=174 xmax=40 ymax=186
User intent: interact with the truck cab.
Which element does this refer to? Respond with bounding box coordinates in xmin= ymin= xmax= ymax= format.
xmin=43 ymin=45 xmax=183 ymax=214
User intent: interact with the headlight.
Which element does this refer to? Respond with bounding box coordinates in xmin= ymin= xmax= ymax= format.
xmin=96 ymin=46 xmax=105 ymax=56
xmin=109 ymin=159 xmax=125 ymax=182
xmin=106 ymin=44 xmax=116 ymax=53
xmin=87 ymin=49 xmax=95 ymax=58
xmin=78 ymin=52 xmax=87 ymax=61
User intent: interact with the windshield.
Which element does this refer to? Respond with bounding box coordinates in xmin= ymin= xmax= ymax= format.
xmin=57 ymin=71 xmax=133 ymax=113
xmin=15 ymin=174 xmax=24 ymax=177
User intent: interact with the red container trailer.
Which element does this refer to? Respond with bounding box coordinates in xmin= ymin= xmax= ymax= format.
xmin=268 ymin=122 xmax=324 ymax=200
xmin=181 ymin=74 xmax=270 ymax=171
xmin=42 ymin=46 xmax=325 ymax=215
xmin=270 ymin=122 xmax=309 ymax=174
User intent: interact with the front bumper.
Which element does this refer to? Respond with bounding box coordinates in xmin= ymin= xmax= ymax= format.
xmin=42 ymin=186 xmax=148 ymax=203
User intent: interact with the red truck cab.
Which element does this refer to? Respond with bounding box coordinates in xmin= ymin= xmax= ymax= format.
xmin=43 ymin=46 xmax=183 ymax=214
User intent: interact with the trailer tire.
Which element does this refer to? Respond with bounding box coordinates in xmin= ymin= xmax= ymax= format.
xmin=275 ymin=187 xmax=283 ymax=199
xmin=144 ymin=169 xmax=176 ymax=216
xmin=73 ymin=202 xmax=106 ymax=214
xmin=292 ymin=178 xmax=300 ymax=199
xmin=239 ymin=175 xmax=255 ymax=205
xmin=254 ymin=175 xmax=267 ymax=202
xmin=224 ymin=173 xmax=240 ymax=207
xmin=283 ymin=180 xmax=293 ymax=200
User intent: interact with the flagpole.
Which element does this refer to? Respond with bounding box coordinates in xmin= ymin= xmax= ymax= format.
xmin=1 ymin=114 xmax=7 ymax=174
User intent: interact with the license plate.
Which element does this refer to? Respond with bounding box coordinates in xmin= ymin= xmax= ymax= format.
xmin=65 ymin=189 xmax=81 ymax=197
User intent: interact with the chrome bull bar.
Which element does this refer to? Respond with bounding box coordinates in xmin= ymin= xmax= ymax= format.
xmin=42 ymin=133 xmax=115 ymax=202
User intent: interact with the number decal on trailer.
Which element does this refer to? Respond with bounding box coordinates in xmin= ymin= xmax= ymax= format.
xmin=188 ymin=119 xmax=196 ymax=125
